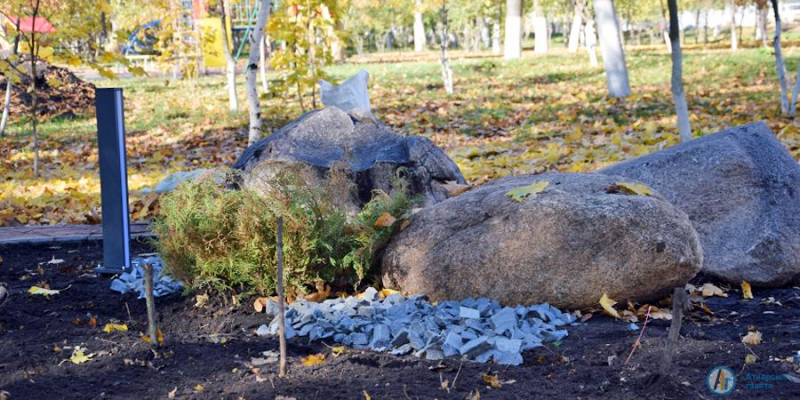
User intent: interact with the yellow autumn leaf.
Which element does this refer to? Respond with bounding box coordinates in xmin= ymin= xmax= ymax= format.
xmin=742 ymin=331 xmax=762 ymax=346
xmin=442 ymin=180 xmax=471 ymax=197
xmin=28 ymin=286 xmax=60 ymax=296
xmin=373 ymin=212 xmax=397 ymax=228
xmin=741 ymin=281 xmax=753 ymax=300
xmin=194 ymin=293 xmax=209 ymax=307
xmin=745 ymin=353 xmax=758 ymax=364
xmin=331 ymin=346 xmax=346 ymax=357
xmin=193 ymin=384 xmax=204 ymax=392
xmin=301 ymin=353 xmax=326 ymax=366
xmin=506 ymin=180 xmax=549 ymax=203
xmin=700 ymin=283 xmax=728 ymax=298
xmin=70 ymin=348 xmax=94 ymax=364
xmin=363 ymin=390 xmax=371 ymax=400
xmin=483 ymin=373 xmax=502 ymax=389
xmin=379 ymin=288 xmax=401 ymax=299
xmin=102 ymin=323 xmax=128 ymax=333
xmin=611 ymin=182 xmax=653 ymax=196
xmin=599 ymin=293 xmax=621 ymax=319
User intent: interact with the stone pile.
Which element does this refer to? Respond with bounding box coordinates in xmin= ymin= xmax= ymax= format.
xmin=257 ymin=287 xmax=575 ymax=366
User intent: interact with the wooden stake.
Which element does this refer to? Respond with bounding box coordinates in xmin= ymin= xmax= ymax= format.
xmin=143 ymin=263 xmax=158 ymax=347
xmin=659 ymin=286 xmax=688 ymax=377
xmin=277 ymin=216 xmax=287 ymax=377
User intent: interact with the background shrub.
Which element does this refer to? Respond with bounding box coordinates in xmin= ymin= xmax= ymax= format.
xmin=151 ymin=167 xmax=418 ymax=297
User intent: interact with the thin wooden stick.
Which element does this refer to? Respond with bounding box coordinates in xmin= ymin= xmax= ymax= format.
xmin=625 ymin=305 xmax=652 ymax=366
xmin=277 ymin=216 xmax=287 ymax=377
xmin=659 ymin=286 xmax=687 ymax=376
xmin=143 ymin=263 xmax=158 ymax=347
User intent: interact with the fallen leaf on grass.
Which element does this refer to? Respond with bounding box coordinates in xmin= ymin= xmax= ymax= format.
xmin=379 ymin=288 xmax=401 ymax=299
xmin=483 ymin=373 xmax=502 ymax=389
xmin=505 ymin=181 xmax=549 ymax=203
xmin=599 ymin=293 xmax=620 ymax=319
xmin=193 ymin=384 xmax=204 ymax=393
xmin=331 ymin=346 xmax=346 ymax=357
xmin=363 ymin=390 xmax=371 ymax=400
xmin=442 ymin=180 xmax=471 ymax=197
xmin=88 ymin=316 xmax=98 ymax=328
xmin=374 ymin=213 xmax=397 ymax=228
xmin=305 ymin=283 xmax=331 ymax=303
xmin=701 ymin=283 xmax=727 ymax=298
xmin=608 ymin=182 xmax=652 ymax=196
xmin=70 ymin=348 xmax=94 ymax=364
xmin=28 ymin=286 xmax=60 ymax=296
xmin=141 ymin=328 xmax=164 ymax=344
xmin=301 ymin=353 xmax=326 ymax=366
xmin=745 ymin=353 xmax=758 ymax=364
xmin=741 ymin=281 xmax=753 ymax=300
xmin=102 ymin=323 xmax=128 ymax=333
xmin=742 ymin=330 xmax=762 ymax=346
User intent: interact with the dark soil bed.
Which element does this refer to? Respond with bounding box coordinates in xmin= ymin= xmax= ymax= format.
xmin=0 ymin=241 xmax=798 ymax=399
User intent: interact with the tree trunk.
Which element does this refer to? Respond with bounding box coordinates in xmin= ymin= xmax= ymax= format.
xmin=586 ymin=18 xmax=599 ymax=67
xmin=668 ymin=0 xmax=691 ymax=142
xmin=694 ymin=9 xmax=700 ymax=44
xmin=568 ymin=1 xmax=584 ymax=53
xmin=594 ymin=0 xmax=631 ymax=98
xmin=772 ymin=0 xmax=791 ymax=115
xmin=276 ymin=216 xmax=287 ymax=377
xmin=756 ymin=0 xmax=769 ymax=47
xmin=220 ymin=1 xmax=238 ymax=113
xmin=0 ymin=18 xmax=20 ymax=137
xmin=259 ymin=35 xmax=269 ymax=95
xmin=504 ymin=0 xmax=523 ymax=59
xmin=246 ymin=0 xmax=272 ymax=145
xmin=729 ymin=0 xmax=738 ymax=51
xmin=533 ymin=1 xmax=548 ymax=54
xmin=492 ymin=18 xmax=502 ymax=53
xmin=414 ymin=0 xmax=426 ymax=52
xmin=440 ymin=0 xmax=454 ymax=96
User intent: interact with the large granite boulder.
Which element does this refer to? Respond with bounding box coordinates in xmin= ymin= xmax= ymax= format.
xmin=233 ymin=107 xmax=466 ymax=207
xmin=600 ymin=122 xmax=800 ymax=286
xmin=381 ymin=173 xmax=703 ymax=309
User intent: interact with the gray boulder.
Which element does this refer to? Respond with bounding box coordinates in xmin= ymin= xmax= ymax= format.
xmin=381 ymin=173 xmax=702 ymax=309
xmin=600 ymin=122 xmax=800 ymax=286
xmin=233 ymin=107 xmax=465 ymax=207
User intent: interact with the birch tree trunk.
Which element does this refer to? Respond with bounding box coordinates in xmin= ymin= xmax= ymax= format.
xmin=246 ymin=0 xmax=272 ymax=145
xmin=533 ymin=1 xmax=549 ymax=54
xmin=0 ymin=19 xmax=20 ymax=137
xmin=771 ymin=0 xmax=792 ymax=115
xmin=668 ymin=0 xmax=691 ymax=142
xmin=414 ymin=0 xmax=426 ymax=52
xmin=729 ymin=0 xmax=738 ymax=51
xmin=568 ymin=1 xmax=584 ymax=53
xmin=504 ymin=0 xmax=523 ymax=59
xmin=220 ymin=1 xmax=238 ymax=113
xmin=259 ymin=35 xmax=269 ymax=95
xmin=594 ymin=0 xmax=631 ymax=98
xmin=440 ymin=0 xmax=454 ymax=96
xmin=586 ymin=18 xmax=599 ymax=67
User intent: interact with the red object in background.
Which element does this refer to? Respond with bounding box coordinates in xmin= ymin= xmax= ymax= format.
xmin=4 ymin=15 xmax=56 ymax=34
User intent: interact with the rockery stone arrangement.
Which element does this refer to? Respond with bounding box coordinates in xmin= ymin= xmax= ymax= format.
xmin=601 ymin=122 xmax=800 ymax=286
xmin=258 ymin=288 xmax=575 ymax=366
xmin=233 ymin=107 xmax=466 ymax=207
xmin=381 ymin=173 xmax=703 ymax=309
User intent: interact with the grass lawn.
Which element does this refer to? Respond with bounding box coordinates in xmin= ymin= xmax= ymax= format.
xmin=1 ymin=42 xmax=800 ymax=226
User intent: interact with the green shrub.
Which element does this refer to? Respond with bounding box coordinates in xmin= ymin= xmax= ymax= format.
xmin=151 ymin=167 xmax=418 ymax=297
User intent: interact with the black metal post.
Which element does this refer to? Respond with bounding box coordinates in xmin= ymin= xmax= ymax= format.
xmin=95 ymin=88 xmax=131 ymax=274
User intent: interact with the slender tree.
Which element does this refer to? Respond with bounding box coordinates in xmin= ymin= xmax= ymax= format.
xmin=668 ymin=0 xmax=691 ymax=141
xmin=594 ymin=0 xmax=630 ymax=97
xmin=771 ymin=0 xmax=792 ymax=115
xmin=729 ymin=0 xmax=737 ymax=50
xmin=219 ymin=0 xmax=238 ymax=113
xmin=414 ymin=0 xmax=426 ymax=52
xmin=440 ymin=0 xmax=454 ymax=95
xmin=246 ymin=0 xmax=272 ymax=145
xmin=568 ymin=0 xmax=585 ymax=53
xmin=504 ymin=0 xmax=523 ymax=59
xmin=0 ymin=16 xmax=20 ymax=137
xmin=533 ymin=0 xmax=548 ymax=54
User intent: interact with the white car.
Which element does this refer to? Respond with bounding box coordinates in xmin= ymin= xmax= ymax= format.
xmin=781 ymin=0 xmax=800 ymax=22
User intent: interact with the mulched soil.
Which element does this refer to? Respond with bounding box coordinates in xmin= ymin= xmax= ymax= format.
xmin=0 ymin=55 xmax=95 ymax=121
xmin=0 ymin=241 xmax=799 ymax=399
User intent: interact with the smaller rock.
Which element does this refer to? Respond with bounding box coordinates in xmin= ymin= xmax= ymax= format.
xmin=494 ymin=351 xmax=523 ymax=366
xmin=459 ymin=306 xmax=480 ymax=319
xmin=256 ymin=324 xmax=270 ymax=337
xmin=362 ymin=287 xmax=379 ymax=302
xmin=490 ymin=307 xmax=517 ymax=335
xmin=391 ymin=344 xmax=413 ymax=355
xmin=370 ymin=324 xmax=391 ymax=350
xmin=425 ymin=347 xmax=445 ymax=361
xmin=460 ymin=337 xmax=492 ymax=358
xmin=494 ymin=338 xmax=522 ymax=354
xmin=391 ymin=330 xmax=410 ymax=347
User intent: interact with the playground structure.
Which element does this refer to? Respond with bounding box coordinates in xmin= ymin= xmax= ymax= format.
xmin=120 ymin=0 xmax=265 ymax=71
